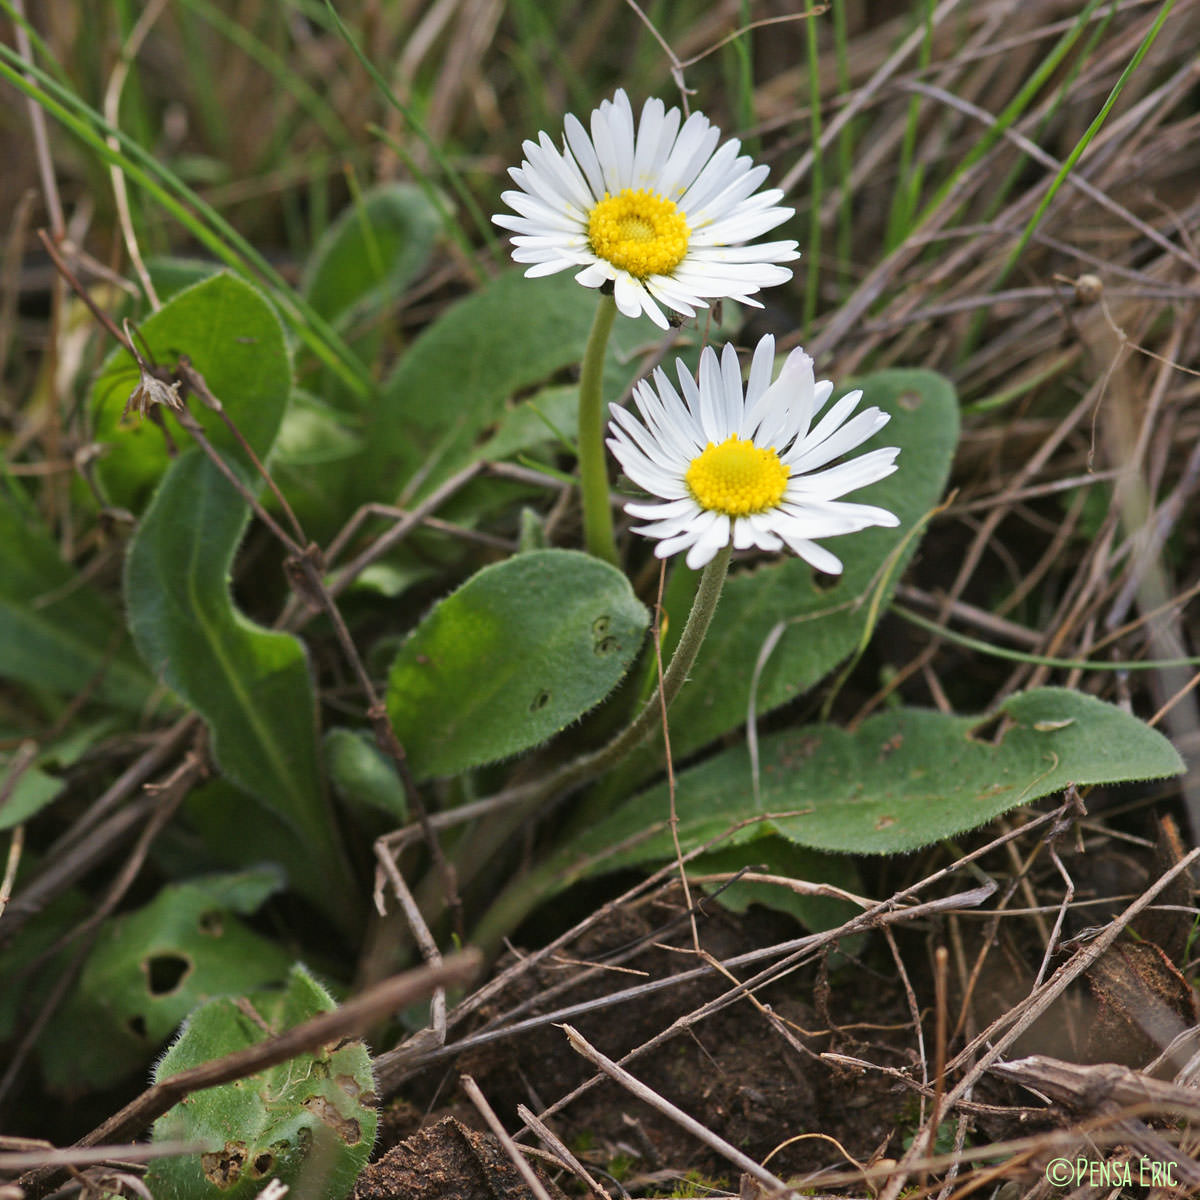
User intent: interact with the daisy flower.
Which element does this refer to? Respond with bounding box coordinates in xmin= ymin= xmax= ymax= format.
xmin=607 ymin=336 xmax=900 ymax=571
xmin=493 ymin=89 xmax=800 ymax=329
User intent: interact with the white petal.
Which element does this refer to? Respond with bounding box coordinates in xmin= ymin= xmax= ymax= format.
xmin=624 ymin=496 xmax=697 ymax=521
xmin=718 ymin=341 xmax=745 ymax=431
xmin=611 ymin=447 xmax=687 ymax=498
xmin=777 ymin=534 xmax=843 ymax=574
xmin=522 ymin=259 xmax=575 ymax=278
xmin=811 ymin=379 xmax=834 ymax=416
xmin=612 ymin=272 xmax=647 ymax=321
xmin=789 ymin=447 xmax=900 ymax=497
xmin=672 ymin=260 xmax=795 ymax=295
xmin=631 ymin=512 xmax=702 ymax=539
xmin=686 ymin=512 xmax=730 ymax=568
xmin=657 ymin=111 xmax=719 ymax=198
xmin=563 ymin=111 xmax=605 ymax=197
xmin=632 ymin=97 xmax=679 ymax=188
xmin=527 ymin=131 xmax=595 ymax=210
xmin=684 ymin=238 xmax=800 ymax=263
xmin=677 ymin=141 xmax=747 ymax=217
xmin=745 ymin=347 xmax=814 ymax=446
xmin=574 ymin=262 xmax=612 ymax=287
xmin=787 ymin=406 xmax=890 ymax=473
xmin=655 ymin=528 xmax=703 ymax=560
xmin=742 ymin=334 xmax=776 ymax=412
xmin=684 ymin=159 xmax=770 ymax=227
xmin=695 ymin=345 xmax=726 ymax=442
xmin=644 ymin=370 xmax=705 ymax=451
xmin=643 ymin=274 xmax=699 ymax=318
xmin=689 ymin=207 xmax=796 ymax=245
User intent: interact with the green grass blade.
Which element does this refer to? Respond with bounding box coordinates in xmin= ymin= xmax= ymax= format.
xmin=984 ymin=2 xmax=1177 ymax=297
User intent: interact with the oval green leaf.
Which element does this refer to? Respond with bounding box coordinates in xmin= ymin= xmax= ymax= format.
xmin=572 ymin=688 xmax=1184 ymax=864
xmin=92 ymin=271 xmax=291 ymax=512
xmin=325 ymin=727 xmax=408 ymax=822
xmin=387 ymin=549 xmax=649 ymax=780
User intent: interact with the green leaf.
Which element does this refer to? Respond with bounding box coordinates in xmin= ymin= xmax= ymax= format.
xmin=273 ymin=389 xmax=364 ymax=466
xmin=570 ymin=689 xmax=1184 ymax=863
xmin=0 ymin=761 xmax=63 ymax=830
xmin=302 ymin=182 xmax=442 ymax=327
xmin=325 ymin=728 xmax=408 ymax=822
xmin=687 ymin=838 xmax=864 ymax=934
xmin=124 ymin=449 xmax=359 ymax=931
xmin=358 ymin=270 xmax=654 ymax=506
xmin=0 ymin=721 xmax=121 ymax=828
xmin=474 ymin=384 xmax=579 ymax=463
xmin=92 ymin=271 xmax=291 ymax=512
xmin=387 ymin=549 xmax=649 ymax=780
xmin=0 ymin=476 xmax=154 ymax=712
xmin=39 ymin=869 xmax=291 ymax=1090
xmin=612 ymin=369 xmax=959 ymax=790
xmin=297 ymin=183 xmax=444 ymax=418
xmin=146 ymin=964 xmax=377 ymax=1200
xmin=144 ymin=256 xmax=220 ymax=303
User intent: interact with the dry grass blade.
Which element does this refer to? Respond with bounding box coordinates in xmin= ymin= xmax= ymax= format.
xmin=517 ymin=1104 xmax=613 ymax=1200
xmin=0 ymin=1141 xmax=199 ymax=1171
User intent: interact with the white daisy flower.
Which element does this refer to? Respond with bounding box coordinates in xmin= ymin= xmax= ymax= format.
xmin=493 ymin=89 xmax=800 ymax=329
xmin=607 ymin=336 xmax=901 ymax=571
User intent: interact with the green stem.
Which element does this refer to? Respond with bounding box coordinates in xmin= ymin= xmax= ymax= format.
xmin=464 ymin=543 xmax=734 ymax=956
xmin=577 ymin=293 xmax=619 ymax=565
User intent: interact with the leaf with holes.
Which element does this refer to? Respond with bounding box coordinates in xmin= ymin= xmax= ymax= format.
xmin=38 ymin=869 xmax=291 ymax=1090
xmin=559 ymin=689 xmax=1184 ymax=868
xmin=124 ymin=449 xmax=359 ymax=931
xmin=91 ymin=271 xmax=291 ymax=512
xmin=146 ymin=964 xmax=377 ymax=1200
xmin=387 ymin=550 xmax=649 ymax=780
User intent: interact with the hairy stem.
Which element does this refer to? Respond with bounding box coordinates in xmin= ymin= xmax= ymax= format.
xmin=577 ymin=292 xmax=619 ymax=564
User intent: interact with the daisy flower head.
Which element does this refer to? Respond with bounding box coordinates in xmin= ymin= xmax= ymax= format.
xmin=493 ymin=90 xmax=800 ymax=329
xmin=607 ymin=336 xmax=901 ymax=571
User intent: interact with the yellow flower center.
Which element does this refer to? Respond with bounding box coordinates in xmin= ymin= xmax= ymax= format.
xmin=685 ymin=435 xmax=789 ymax=516
xmin=587 ymin=188 xmax=690 ymax=279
